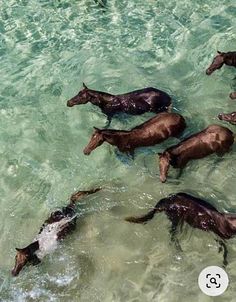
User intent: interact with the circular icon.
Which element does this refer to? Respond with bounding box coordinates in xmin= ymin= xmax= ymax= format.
xmin=198 ymin=266 xmax=229 ymax=296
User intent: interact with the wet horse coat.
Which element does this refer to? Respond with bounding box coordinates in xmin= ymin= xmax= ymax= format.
xmin=206 ymin=51 xmax=236 ymax=99
xmin=67 ymin=84 xmax=172 ymax=125
xmin=11 ymin=188 xmax=100 ymax=276
xmin=126 ymin=192 xmax=236 ymax=265
xmin=158 ymin=124 xmax=234 ymax=182
xmin=83 ymin=112 xmax=186 ymax=156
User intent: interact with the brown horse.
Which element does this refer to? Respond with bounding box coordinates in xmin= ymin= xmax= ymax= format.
xmin=158 ymin=124 xmax=234 ymax=182
xmin=125 ymin=192 xmax=236 ymax=266
xmin=11 ymin=188 xmax=101 ymax=277
xmin=83 ymin=112 xmax=186 ymax=156
xmin=219 ymin=112 xmax=236 ymax=125
xmin=67 ymin=83 xmax=172 ymax=126
xmin=206 ymin=51 xmax=236 ymax=99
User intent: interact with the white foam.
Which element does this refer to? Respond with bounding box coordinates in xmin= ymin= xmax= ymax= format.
xmin=35 ymin=215 xmax=77 ymax=259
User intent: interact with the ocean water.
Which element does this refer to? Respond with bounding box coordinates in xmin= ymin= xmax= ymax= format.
xmin=0 ymin=0 xmax=236 ymax=301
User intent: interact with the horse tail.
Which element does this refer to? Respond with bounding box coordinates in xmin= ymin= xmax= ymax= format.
xmin=125 ymin=198 xmax=167 ymax=224
xmin=70 ymin=188 xmax=101 ymax=205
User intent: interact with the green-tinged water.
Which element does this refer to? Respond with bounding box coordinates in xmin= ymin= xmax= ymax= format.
xmin=0 ymin=0 xmax=236 ymax=301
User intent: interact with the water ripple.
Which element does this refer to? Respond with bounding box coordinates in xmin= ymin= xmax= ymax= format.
xmin=0 ymin=0 xmax=236 ymax=301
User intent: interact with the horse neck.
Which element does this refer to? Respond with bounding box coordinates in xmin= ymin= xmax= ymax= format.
xmin=167 ymin=143 xmax=183 ymax=158
xmin=26 ymin=241 xmax=40 ymax=254
xmin=224 ymin=52 xmax=236 ymax=67
xmin=224 ymin=214 xmax=236 ymax=233
xmin=168 ymin=135 xmax=197 ymax=157
xmin=87 ymin=89 xmax=114 ymax=106
xmin=103 ymin=131 xmax=129 ymax=147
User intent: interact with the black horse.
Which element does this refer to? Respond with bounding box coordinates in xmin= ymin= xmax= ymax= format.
xmin=206 ymin=51 xmax=236 ymax=99
xmin=67 ymin=83 xmax=172 ymax=126
xmin=125 ymin=192 xmax=236 ymax=266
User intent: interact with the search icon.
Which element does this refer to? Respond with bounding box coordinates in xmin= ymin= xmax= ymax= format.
xmin=198 ymin=266 xmax=229 ymax=296
xmin=210 ymin=277 xmax=217 ymax=285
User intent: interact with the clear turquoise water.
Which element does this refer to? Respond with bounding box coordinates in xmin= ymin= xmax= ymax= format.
xmin=0 ymin=0 xmax=236 ymax=301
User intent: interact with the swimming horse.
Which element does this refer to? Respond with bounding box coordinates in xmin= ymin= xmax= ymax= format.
xmin=67 ymin=83 xmax=172 ymax=126
xmin=12 ymin=188 xmax=101 ymax=276
xmin=126 ymin=192 xmax=236 ymax=266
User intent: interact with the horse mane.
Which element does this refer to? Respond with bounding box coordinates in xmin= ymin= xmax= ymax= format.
xmin=86 ymin=88 xmax=114 ymax=102
xmin=101 ymin=129 xmax=130 ymax=135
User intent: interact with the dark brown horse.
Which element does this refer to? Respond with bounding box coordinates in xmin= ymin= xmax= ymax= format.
xmin=158 ymin=125 xmax=234 ymax=182
xmin=219 ymin=112 xmax=236 ymax=125
xmin=67 ymin=83 xmax=172 ymax=125
xmin=125 ymin=192 xmax=236 ymax=266
xmin=83 ymin=112 xmax=186 ymax=156
xmin=11 ymin=188 xmax=101 ymax=277
xmin=206 ymin=51 xmax=236 ymax=99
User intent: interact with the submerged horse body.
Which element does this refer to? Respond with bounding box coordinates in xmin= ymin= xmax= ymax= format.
xmin=206 ymin=51 xmax=236 ymax=99
xmin=158 ymin=124 xmax=234 ymax=182
xmin=126 ymin=192 xmax=236 ymax=265
xmin=83 ymin=112 xmax=186 ymax=156
xmin=219 ymin=112 xmax=236 ymax=125
xmin=67 ymin=84 xmax=172 ymax=124
xmin=12 ymin=188 xmax=101 ymax=276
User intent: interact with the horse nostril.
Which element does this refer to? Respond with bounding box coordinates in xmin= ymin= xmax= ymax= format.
xmin=83 ymin=149 xmax=90 ymax=155
xmin=11 ymin=269 xmax=18 ymax=277
xmin=206 ymin=69 xmax=211 ymax=75
xmin=67 ymin=101 xmax=73 ymax=107
xmin=218 ymin=113 xmax=223 ymax=120
xmin=160 ymin=176 xmax=166 ymax=183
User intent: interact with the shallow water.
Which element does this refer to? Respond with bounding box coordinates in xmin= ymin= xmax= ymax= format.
xmin=0 ymin=0 xmax=236 ymax=301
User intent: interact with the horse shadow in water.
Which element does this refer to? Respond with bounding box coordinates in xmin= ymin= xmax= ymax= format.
xmin=113 ymin=146 xmax=183 ymax=185
xmin=103 ymin=112 xmax=137 ymax=129
xmin=104 ymin=112 xmax=156 ymax=129
xmin=113 ymin=146 xmax=158 ymax=166
xmin=112 ymin=128 xmax=184 ymax=166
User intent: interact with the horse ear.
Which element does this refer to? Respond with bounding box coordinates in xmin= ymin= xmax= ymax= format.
xmin=93 ymin=127 xmax=101 ymax=132
xmin=217 ymin=50 xmax=223 ymax=55
xmin=15 ymin=248 xmax=22 ymax=252
xmin=83 ymin=83 xmax=88 ymax=89
xmin=158 ymin=152 xmax=162 ymax=157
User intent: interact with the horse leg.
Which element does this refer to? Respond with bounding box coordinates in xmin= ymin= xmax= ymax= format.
xmin=114 ymin=149 xmax=133 ymax=166
xmin=128 ymin=150 xmax=135 ymax=160
xmin=216 ymin=239 xmax=228 ymax=267
xmin=169 ymin=219 xmax=183 ymax=252
xmin=216 ymin=151 xmax=226 ymax=158
xmin=216 ymin=145 xmax=231 ymax=157
xmin=104 ymin=115 xmax=112 ymax=128
xmin=176 ymin=168 xmax=184 ymax=179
